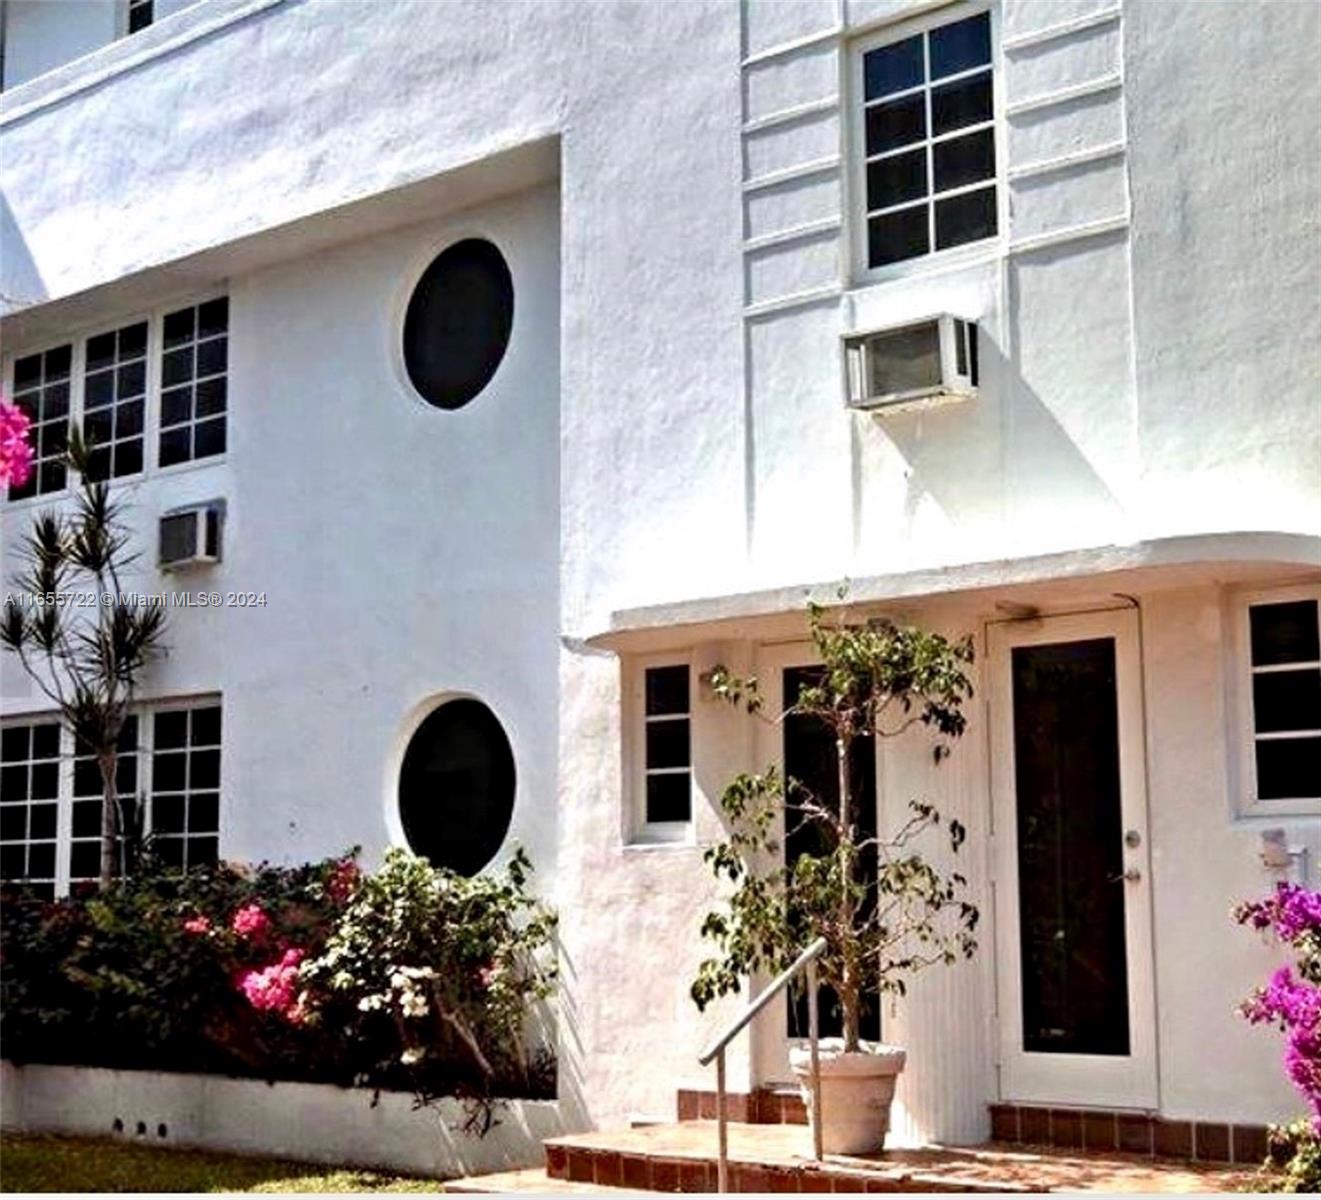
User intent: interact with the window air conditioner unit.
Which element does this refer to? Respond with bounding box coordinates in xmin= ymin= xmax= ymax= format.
xmin=159 ymin=501 xmax=224 ymax=571
xmin=844 ymin=316 xmax=979 ymax=412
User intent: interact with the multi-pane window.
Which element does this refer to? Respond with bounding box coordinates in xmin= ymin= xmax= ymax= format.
xmin=643 ymin=665 xmax=692 ymax=824
xmin=0 ymin=701 xmax=222 ymax=894
xmin=1248 ymin=597 xmax=1321 ymax=802
xmin=128 ymin=0 xmax=154 ymax=34
xmin=83 ymin=322 xmax=148 ymax=481
xmin=69 ymin=717 xmax=140 ymax=885
xmin=8 ymin=346 xmax=71 ymax=500
xmin=860 ymin=11 xmax=997 ymax=269
xmin=160 ymin=298 xmax=228 ymax=468
xmin=0 ymin=722 xmax=61 ymax=898
xmin=150 ymin=705 xmax=222 ymax=870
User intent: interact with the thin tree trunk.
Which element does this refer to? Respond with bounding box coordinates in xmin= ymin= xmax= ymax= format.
xmin=837 ymin=732 xmax=860 ymax=1052
xmin=98 ymin=753 xmax=118 ymax=890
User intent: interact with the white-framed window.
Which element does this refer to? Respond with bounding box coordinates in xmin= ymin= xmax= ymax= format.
xmin=127 ymin=0 xmax=154 ymax=35
xmin=0 ymin=698 xmax=223 ymax=895
xmin=2 ymin=295 xmax=229 ymax=507
xmin=851 ymin=6 xmax=998 ymax=275
xmin=1235 ymin=585 xmax=1321 ymax=814
xmin=627 ymin=657 xmax=694 ymax=842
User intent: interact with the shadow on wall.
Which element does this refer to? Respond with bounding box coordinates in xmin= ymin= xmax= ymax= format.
xmin=0 ymin=190 xmax=46 ymax=313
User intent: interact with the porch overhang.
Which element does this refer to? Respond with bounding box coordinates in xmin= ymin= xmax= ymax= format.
xmin=584 ymin=531 xmax=1321 ymax=654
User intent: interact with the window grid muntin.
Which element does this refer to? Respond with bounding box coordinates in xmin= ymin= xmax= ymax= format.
xmin=150 ymin=703 xmax=222 ymax=871
xmin=7 ymin=346 xmax=72 ymax=501
xmin=859 ymin=11 xmax=997 ymax=270
xmin=82 ymin=321 xmax=148 ymax=482
xmin=159 ymin=299 xmax=228 ymax=469
xmin=642 ymin=665 xmax=692 ymax=825
xmin=1247 ymin=598 xmax=1321 ymax=802
xmin=0 ymin=720 xmax=62 ymax=896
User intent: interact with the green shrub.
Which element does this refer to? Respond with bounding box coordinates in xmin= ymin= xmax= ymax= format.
xmin=1264 ymin=1120 xmax=1321 ymax=1193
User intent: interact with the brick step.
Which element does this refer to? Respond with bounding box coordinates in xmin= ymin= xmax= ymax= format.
xmin=678 ymin=1084 xmax=807 ymax=1125
xmin=535 ymin=1121 xmax=1257 ymax=1193
xmin=444 ymin=1167 xmax=622 ymax=1193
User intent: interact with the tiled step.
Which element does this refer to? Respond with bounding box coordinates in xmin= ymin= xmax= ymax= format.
xmin=537 ymin=1121 xmax=1260 ymax=1194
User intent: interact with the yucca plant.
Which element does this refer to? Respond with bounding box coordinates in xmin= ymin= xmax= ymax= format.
xmin=2 ymin=427 xmax=168 ymax=888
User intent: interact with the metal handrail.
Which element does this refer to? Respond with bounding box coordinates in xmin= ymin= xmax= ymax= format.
xmin=697 ymin=936 xmax=828 ymax=1191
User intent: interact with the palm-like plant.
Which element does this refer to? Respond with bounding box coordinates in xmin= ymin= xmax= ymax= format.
xmin=2 ymin=428 xmax=167 ymax=888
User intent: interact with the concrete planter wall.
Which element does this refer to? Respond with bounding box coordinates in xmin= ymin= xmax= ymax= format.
xmin=0 ymin=1061 xmax=571 ymax=1178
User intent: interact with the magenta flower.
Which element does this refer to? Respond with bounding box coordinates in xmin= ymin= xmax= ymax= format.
xmin=230 ymin=903 xmax=272 ymax=939
xmin=182 ymin=916 xmax=211 ymax=935
xmin=0 ymin=398 xmax=34 ymax=489
xmin=238 ymin=947 xmax=307 ymax=1024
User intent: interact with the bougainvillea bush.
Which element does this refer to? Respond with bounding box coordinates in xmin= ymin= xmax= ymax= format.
xmin=0 ymin=848 xmax=556 ymax=1120
xmin=0 ymin=396 xmax=34 ymax=489
xmin=1235 ymin=883 xmax=1321 ymax=1191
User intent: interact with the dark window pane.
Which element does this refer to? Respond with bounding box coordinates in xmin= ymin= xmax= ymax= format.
xmin=29 ymin=761 xmax=56 ymax=800
xmin=86 ymin=447 xmax=112 ymax=483
xmin=192 ymin=707 xmax=222 ymax=746
xmin=85 ymin=408 xmax=114 ymax=447
xmin=196 ymin=337 xmax=227 ymax=378
xmin=163 ymin=307 xmax=195 ymax=349
xmin=154 ymin=710 xmax=188 ymax=749
xmin=153 ymin=752 xmax=187 ymax=792
xmin=0 ymin=765 xmax=27 ymax=802
xmin=119 ymin=322 xmax=148 ymax=358
xmin=865 ymin=93 xmax=926 ymax=156
xmin=1251 ymin=601 xmax=1320 ymax=666
xmin=128 ymin=0 xmax=153 ymax=34
xmin=935 ymin=186 xmax=997 ymax=249
xmin=161 ymin=387 xmax=193 ymax=429
xmin=116 ymin=399 xmax=145 ymax=439
xmin=114 ymin=439 xmax=143 ymax=478
xmin=1256 ymin=737 xmax=1321 ymax=800
xmin=45 ymin=345 xmax=72 ymax=379
xmin=1254 ymin=670 xmax=1321 ymax=735
xmin=930 ymin=12 xmax=991 ymax=80
xmin=0 ymin=844 xmax=25 ymax=879
xmin=155 ymin=836 xmax=184 ymax=870
xmin=162 ymin=347 xmax=194 ymax=389
xmin=84 ymin=370 xmax=115 ymax=410
xmin=39 ymin=462 xmax=66 ymax=494
xmin=933 ymin=128 xmax=996 ymax=193
xmin=117 ymin=360 xmax=146 ymax=398
xmin=869 ymin=204 xmax=930 ymax=266
xmin=2 ymin=729 xmax=29 ymax=761
xmin=70 ymin=841 xmax=101 ymax=880
xmin=28 ymin=843 xmax=55 ymax=879
xmin=86 ymin=333 xmax=117 ymax=373
xmin=193 ymin=418 xmax=226 ymax=460
xmin=29 ymin=803 xmax=57 ymax=840
xmin=0 ymin=806 xmax=26 ymax=840
xmin=864 ymin=34 xmax=923 ymax=100
xmin=867 ymin=148 xmax=928 ymax=211
xmin=13 ymin=355 xmax=41 ymax=390
xmin=645 ymin=665 xmax=689 ymax=716
xmin=645 ymin=772 xmax=691 ymax=823
xmin=190 ymin=749 xmax=220 ymax=790
xmin=72 ymin=799 xmax=102 ymax=838
xmin=35 ymin=724 xmax=62 ymax=758
xmin=188 ymin=836 xmax=219 ymax=867
xmin=932 ymin=70 xmax=993 ymax=135
xmin=190 ymin=792 xmax=219 ymax=834
xmin=159 ymin=428 xmax=191 ymax=468
xmin=152 ymin=796 xmax=185 ymax=834
xmin=116 ymin=753 xmax=138 ymax=793
xmin=198 ymin=297 xmax=229 ymax=339
xmin=646 ymin=720 xmax=690 ymax=770
xmin=74 ymin=757 xmax=101 ymax=796
xmin=195 ymin=377 xmax=227 ymax=418
xmin=118 ymin=716 xmax=139 ymax=750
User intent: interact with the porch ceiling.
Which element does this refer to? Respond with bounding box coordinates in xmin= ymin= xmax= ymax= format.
xmin=584 ymin=531 xmax=1321 ymax=653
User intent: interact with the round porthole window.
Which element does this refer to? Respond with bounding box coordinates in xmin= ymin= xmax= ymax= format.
xmin=402 ymin=239 xmax=514 ymax=410
xmin=397 ymin=698 xmax=516 ymax=876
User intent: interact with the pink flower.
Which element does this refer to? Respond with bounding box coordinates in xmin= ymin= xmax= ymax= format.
xmin=0 ymin=399 xmax=34 ymax=489
xmin=182 ymin=916 xmax=211 ymax=935
xmin=238 ymin=946 xmax=306 ymax=1024
xmin=231 ymin=903 xmax=272 ymax=939
xmin=326 ymin=858 xmax=361 ymax=904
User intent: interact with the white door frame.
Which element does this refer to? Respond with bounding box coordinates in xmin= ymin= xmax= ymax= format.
xmin=989 ymin=608 xmax=1158 ymax=1109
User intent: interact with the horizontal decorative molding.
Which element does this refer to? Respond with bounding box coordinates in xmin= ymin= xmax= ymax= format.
xmin=742 ymin=26 xmax=842 ymax=69
xmin=744 ymin=283 xmax=842 ymax=320
xmin=743 ymin=156 xmax=841 ymax=194
xmin=1002 ymin=6 xmax=1122 ymax=54
xmin=0 ymin=0 xmax=286 ymax=127
xmin=1009 ymin=213 xmax=1130 ymax=255
xmin=743 ymin=216 xmax=842 ymax=255
xmin=743 ymin=95 xmax=839 ymax=136
xmin=1008 ymin=140 xmax=1127 ymax=182
xmin=1006 ymin=73 xmax=1124 ymax=118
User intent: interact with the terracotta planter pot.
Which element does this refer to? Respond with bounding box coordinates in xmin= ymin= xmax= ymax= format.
xmin=789 ymin=1039 xmax=907 ymax=1155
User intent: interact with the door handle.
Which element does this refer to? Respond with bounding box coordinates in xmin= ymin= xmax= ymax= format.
xmin=1109 ymin=868 xmax=1141 ymax=884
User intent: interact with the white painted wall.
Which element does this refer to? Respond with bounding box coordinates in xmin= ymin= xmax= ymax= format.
xmin=1 ymin=0 xmax=1318 ymax=1148
xmin=1 ymin=1 xmax=118 ymax=91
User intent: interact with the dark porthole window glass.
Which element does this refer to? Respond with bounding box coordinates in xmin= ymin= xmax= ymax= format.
xmin=402 ymin=239 xmax=514 ymax=411
xmin=398 ymin=699 xmax=516 ymax=875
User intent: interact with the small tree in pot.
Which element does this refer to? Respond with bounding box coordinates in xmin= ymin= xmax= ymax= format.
xmin=691 ymin=600 xmax=979 ymax=1154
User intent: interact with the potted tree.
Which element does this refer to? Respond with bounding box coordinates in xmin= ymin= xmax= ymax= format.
xmin=691 ymin=600 xmax=979 ymax=1155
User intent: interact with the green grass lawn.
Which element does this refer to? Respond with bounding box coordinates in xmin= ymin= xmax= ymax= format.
xmin=0 ymin=1133 xmax=444 ymax=1193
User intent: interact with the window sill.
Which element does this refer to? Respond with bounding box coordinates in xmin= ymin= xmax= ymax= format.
xmin=852 ymin=234 xmax=1004 ymax=292
xmin=624 ymin=825 xmax=696 ymax=851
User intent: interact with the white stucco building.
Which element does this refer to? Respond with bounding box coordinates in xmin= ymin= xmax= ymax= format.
xmin=2 ymin=0 xmax=1319 ymax=1165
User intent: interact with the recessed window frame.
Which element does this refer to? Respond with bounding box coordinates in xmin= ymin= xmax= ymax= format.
xmin=626 ymin=654 xmax=696 ymax=846
xmin=1230 ymin=583 xmax=1321 ymax=817
xmin=126 ymin=0 xmax=155 ymax=36
xmin=848 ymin=2 xmax=1004 ymax=283
xmin=1 ymin=291 xmax=230 ymax=509
xmin=0 ymin=696 xmax=223 ymax=895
